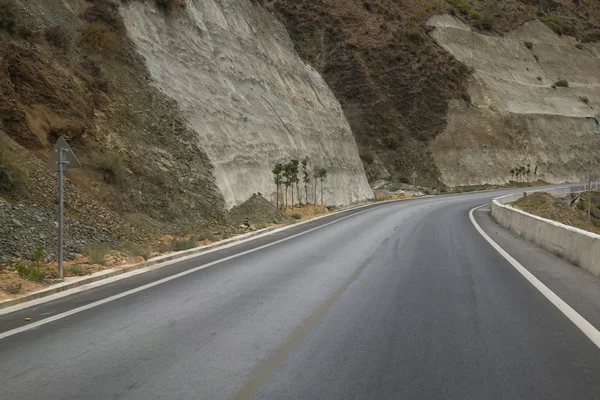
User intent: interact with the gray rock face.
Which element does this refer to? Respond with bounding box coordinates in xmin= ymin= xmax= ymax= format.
xmin=120 ymin=0 xmax=373 ymax=208
xmin=429 ymin=16 xmax=600 ymax=187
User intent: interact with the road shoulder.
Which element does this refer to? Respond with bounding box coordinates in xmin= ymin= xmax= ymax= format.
xmin=473 ymin=205 xmax=600 ymax=333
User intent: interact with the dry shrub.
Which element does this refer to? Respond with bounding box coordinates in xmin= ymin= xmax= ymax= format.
xmin=18 ymin=26 xmax=42 ymax=43
xmin=82 ymin=0 xmax=122 ymax=30
xmin=359 ymin=149 xmax=376 ymax=164
xmin=0 ymin=0 xmax=18 ymax=33
xmin=44 ymin=25 xmax=70 ymax=50
xmin=0 ymin=133 xmax=27 ymax=192
xmin=80 ymin=22 xmax=120 ymax=53
xmin=155 ymin=0 xmax=184 ymax=11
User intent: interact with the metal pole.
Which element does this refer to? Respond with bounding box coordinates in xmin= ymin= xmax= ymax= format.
xmin=58 ymin=148 xmax=65 ymax=279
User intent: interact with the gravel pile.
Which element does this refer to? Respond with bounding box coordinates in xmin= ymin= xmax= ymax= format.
xmin=226 ymin=193 xmax=292 ymax=228
xmin=0 ymin=199 xmax=116 ymax=262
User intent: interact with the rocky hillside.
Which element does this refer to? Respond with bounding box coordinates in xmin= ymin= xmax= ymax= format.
xmin=260 ymin=0 xmax=600 ymax=186
xmin=0 ymin=0 xmax=372 ymax=261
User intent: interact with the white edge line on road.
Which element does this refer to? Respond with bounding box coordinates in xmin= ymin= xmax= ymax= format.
xmin=0 ymin=204 xmax=390 ymax=341
xmin=469 ymin=204 xmax=600 ymax=349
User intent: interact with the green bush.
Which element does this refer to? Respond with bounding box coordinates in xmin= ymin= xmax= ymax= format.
xmin=172 ymin=239 xmax=196 ymax=251
xmin=44 ymin=25 xmax=70 ymax=50
xmin=478 ymin=15 xmax=494 ymax=31
xmin=468 ymin=9 xmax=481 ymax=21
xmin=83 ymin=243 xmax=109 ymax=265
xmin=16 ymin=263 xmax=46 ymax=282
xmin=454 ymin=0 xmax=471 ymax=16
xmin=292 ymin=213 xmax=302 ymax=220
xmin=524 ymin=41 xmax=533 ymax=50
xmin=0 ymin=0 xmax=18 ymax=33
xmin=94 ymin=151 xmax=125 ymax=184
xmin=359 ymin=149 xmax=375 ymax=164
xmin=554 ymin=79 xmax=569 ymax=88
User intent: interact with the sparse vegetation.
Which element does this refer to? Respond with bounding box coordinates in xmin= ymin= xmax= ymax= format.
xmin=579 ymin=96 xmax=590 ymax=105
xmin=0 ymin=0 xmax=18 ymax=33
xmin=155 ymin=0 xmax=184 ymax=12
xmin=16 ymin=262 xmax=46 ymax=282
xmin=534 ymin=54 xmax=539 ymax=62
xmin=359 ymin=150 xmax=375 ymax=164
xmin=18 ymin=26 xmax=42 ymax=43
xmin=118 ymin=241 xmax=146 ymax=258
xmin=83 ymin=243 xmax=109 ymax=265
xmin=382 ymin=136 xmax=399 ymax=150
xmin=575 ymin=43 xmax=584 ymax=50
xmin=537 ymin=76 xmax=542 ymax=81
xmin=65 ymin=265 xmax=88 ymax=276
xmin=406 ymin=29 xmax=422 ymax=43
xmin=291 ymin=213 xmax=302 ymax=220
xmin=172 ymin=239 xmax=196 ymax=251
xmin=524 ymin=41 xmax=533 ymax=50
xmin=0 ymin=133 xmax=28 ymax=192
xmin=554 ymin=79 xmax=569 ymax=88
xmin=4 ymin=283 xmax=22 ymax=294
xmin=94 ymin=151 xmax=125 ymax=184
xmin=45 ymin=25 xmax=70 ymax=50
xmin=80 ymin=22 xmax=120 ymax=53
xmin=82 ymin=0 xmax=122 ymax=30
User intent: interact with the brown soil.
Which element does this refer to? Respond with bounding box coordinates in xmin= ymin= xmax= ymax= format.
xmin=511 ymin=191 xmax=600 ymax=234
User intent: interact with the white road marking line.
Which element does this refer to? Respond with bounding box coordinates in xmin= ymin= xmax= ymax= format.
xmin=0 ymin=204 xmax=393 ymax=341
xmin=469 ymin=204 xmax=600 ymax=348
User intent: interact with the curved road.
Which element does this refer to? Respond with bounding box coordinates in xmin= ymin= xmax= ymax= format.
xmin=2 ymin=188 xmax=600 ymax=399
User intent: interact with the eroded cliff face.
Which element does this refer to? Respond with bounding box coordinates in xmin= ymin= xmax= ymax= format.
xmin=429 ymin=15 xmax=600 ymax=186
xmin=120 ymin=0 xmax=373 ymax=207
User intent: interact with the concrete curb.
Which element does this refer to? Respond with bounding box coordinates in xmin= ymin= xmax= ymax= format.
xmin=0 ymin=227 xmax=276 ymax=310
xmin=490 ymin=187 xmax=600 ymax=277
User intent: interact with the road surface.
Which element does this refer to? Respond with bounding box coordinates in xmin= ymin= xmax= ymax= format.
xmin=2 ymin=188 xmax=600 ymax=399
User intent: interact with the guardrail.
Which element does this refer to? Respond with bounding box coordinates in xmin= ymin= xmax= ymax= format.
xmin=490 ymin=187 xmax=600 ymax=277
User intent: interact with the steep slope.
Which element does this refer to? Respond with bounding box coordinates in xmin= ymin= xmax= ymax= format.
xmin=0 ymin=0 xmax=371 ymax=261
xmin=120 ymin=0 xmax=373 ymax=208
xmin=259 ymin=0 xmax=600 ymax=187
xmin=429 ymin=15 xmax=600 ymax=186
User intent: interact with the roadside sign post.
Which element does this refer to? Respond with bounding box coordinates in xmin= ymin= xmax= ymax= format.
xmin=411 ymin=171 xmax=417 ymax=193
xmin=47 ymin=137 xmax=81 ymax=279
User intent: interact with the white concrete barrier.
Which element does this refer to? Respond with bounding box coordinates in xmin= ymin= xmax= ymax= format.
xmin=491 ymin=187 xmax=600 ymax=277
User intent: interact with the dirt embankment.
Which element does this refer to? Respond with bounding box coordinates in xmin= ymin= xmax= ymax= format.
xmin=511 ymin=191 xmax=600 ymax=234
xmin=0 ymin=0 xmax=224 ymax=261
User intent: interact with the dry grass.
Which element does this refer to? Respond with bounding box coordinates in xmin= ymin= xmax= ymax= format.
xmin=284 ymin=204 xmax=329 ymax=221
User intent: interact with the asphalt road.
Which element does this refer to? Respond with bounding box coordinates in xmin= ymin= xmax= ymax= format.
xmin=2 ymin=187 xmax=600 ymax=399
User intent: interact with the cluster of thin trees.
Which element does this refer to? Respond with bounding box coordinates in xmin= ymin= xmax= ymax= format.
xmin=510 ymin=164 xmax=538 ymax=182
xmin=272 ymin=158 xmax=328 ymax=209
